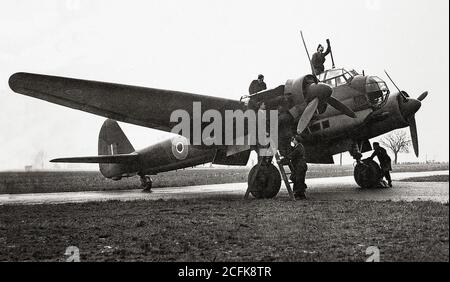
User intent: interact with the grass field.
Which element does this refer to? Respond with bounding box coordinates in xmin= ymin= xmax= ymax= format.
xmin=0 ymin=163 xmax=448 ymax=194
xmin=400 ymin=175 xmax=449 ymax=182
xmin=1 ymin=198 xmax=448 ymax=262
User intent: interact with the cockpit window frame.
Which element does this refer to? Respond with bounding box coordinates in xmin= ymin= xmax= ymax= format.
xmin=320 ymin=68 xmax=358 ymax=87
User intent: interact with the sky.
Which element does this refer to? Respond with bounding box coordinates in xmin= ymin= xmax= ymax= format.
xmin=0 ymin=0 xmax=448 ymax=170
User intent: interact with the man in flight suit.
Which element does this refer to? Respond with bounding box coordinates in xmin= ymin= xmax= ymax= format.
xmin=368 ymin=142 xmax=393 ymax=187
xmin=284 ymin=135 xmax=308 ymax=200
xmin=311 ymin=39 xmax=331 ymax=75
xmin=249 ymin=74 xmax=267 ymax=95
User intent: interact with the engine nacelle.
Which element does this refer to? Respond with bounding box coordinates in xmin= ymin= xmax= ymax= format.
xmin=284 ymin=74 xmax=317 ymax=118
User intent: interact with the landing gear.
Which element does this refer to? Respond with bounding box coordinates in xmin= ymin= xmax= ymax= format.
xmin=354 ymin=159 xmax=385 ymax=189
xmin=350 ymin=142 xmax=386 ymax=189
xmin=140 ymin=175 xmax=153 ymax=192
xmin=247 ymin=161 xmax=281 ymax=199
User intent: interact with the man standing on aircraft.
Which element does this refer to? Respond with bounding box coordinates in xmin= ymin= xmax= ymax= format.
xmin=249 ymin=74 xmax=267 ymax=94
xmin=285 ymin=135 xmax=308 ymax=200
xmin=311 ymin=39 xmax=331 ymax=75
xmin=368 ymin=142 xmax=393 ymax=187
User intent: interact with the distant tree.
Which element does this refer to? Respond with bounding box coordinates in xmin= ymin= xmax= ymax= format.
xmin=380 ymin=130 xmax=412 ymax=164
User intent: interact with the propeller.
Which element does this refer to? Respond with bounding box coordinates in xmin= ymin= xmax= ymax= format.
xmin=384 ymin=70 xmax=429 ymax=157
xmin=417 ymin=91 xmax=428 ymax=101
xmin=297 ymin=98 xmax=319 ymax=134
xmin=408 ymin=116 xmax=419 ymax=157
xmin=296 ymin=83 xmax=356 ymax=134
xmin=326 ymin=96 xmax=357 ymax=118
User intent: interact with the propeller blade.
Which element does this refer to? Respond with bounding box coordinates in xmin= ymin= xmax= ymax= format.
xmin=297 ymin=98 xmax=319 ymax=134
xmin=326 ymin=96 xmax=357 ymax=118
xmin=417 ymin=91 xmax=428 ymax=101
xmin=408 ymin=116 xmax=419 ymax=157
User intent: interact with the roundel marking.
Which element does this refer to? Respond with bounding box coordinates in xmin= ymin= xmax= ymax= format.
xmin=171 ymin=136 xmax=189 ymax=160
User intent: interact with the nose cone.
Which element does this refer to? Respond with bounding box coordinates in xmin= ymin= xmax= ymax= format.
xmin=305 ymin=83 xmax=333 ymax=101
xmin=400 ymin=97 xmax=421 ymax=119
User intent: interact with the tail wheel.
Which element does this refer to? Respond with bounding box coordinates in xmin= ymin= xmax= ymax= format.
xmin=354 ymin=159 xmax=383 ymax=189
xmin=248 ymin=163 xmax=281 ymax=199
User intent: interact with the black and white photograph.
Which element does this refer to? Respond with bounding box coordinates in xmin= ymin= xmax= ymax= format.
xmin=0 ymin=0 xmax=448 ymax=269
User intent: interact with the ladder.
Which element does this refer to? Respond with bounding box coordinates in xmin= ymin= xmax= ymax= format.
xmin=274 ymin=150 xmax=296 ymax=201
xmin=244 ymin=147 xmax=296 ymax=200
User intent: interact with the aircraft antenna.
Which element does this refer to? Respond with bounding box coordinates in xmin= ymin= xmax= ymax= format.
xmin=300 ymin=31 xmax=318 ymax=79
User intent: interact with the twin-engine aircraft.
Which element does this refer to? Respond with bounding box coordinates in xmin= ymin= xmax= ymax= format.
xmin=8 ymin=39 xmax=427 ymax=198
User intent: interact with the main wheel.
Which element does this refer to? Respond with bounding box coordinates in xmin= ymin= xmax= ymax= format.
xmin=354 ymin=159 xmax=383 ymax=189
xmin=248 ymin=163 xmax=281 ymax=199
xmin=140 ymin=175 xmax=153 ymax=192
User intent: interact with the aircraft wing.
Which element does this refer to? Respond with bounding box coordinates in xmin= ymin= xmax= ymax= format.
xmin=9 ymin=72 xmax=244 ymax=132
xmin=50 ymin=153 xmax=139 ymax=164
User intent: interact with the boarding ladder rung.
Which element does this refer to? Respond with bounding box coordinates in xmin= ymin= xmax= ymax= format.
xmin=273 ymin=150 xmax=296 ymax=201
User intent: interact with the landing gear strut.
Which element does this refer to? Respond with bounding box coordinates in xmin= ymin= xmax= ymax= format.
xmin=140 ymin=175 xmax=153 ymax=192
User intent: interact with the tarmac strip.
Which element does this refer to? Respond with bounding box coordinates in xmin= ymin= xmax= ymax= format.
xmin=0 ymin=170 xmax=448 ymax=205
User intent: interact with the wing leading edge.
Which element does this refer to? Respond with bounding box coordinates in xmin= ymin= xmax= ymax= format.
xmin=9 ymin=72 xmax=243 ymax=132
xmin=50 ymin=153 xmax=139 ymax=164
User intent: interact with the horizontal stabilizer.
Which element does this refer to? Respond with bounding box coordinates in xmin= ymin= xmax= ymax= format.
xmin=50 ymin=153 xmax=139 ymax=164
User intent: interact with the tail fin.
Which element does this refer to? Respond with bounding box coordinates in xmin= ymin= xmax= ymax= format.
xmin=50 ymin=119 xmax=139 ymax=180
xmin=98 ymin=119 xmax=138 ymax=179
xmin=99 ymin=119 xmax=135 ymax=155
